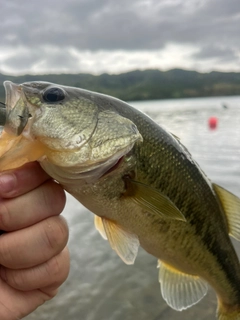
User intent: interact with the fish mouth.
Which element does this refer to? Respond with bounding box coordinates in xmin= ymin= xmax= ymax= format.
xmin=77 ymin=143 xmax=135 ymax=181
xmin=3 ymin=81 xmax=31 ymax=136
xmin=103 ymin=155 xmax=124 ymax=175
xmin=41 ymin=143 xmax=135 ymax=186
xmin=4 ymin=81 xmax=22 ymax=113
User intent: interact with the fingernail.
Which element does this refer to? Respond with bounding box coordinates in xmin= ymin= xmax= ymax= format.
xmin=0 ymin=173 xmax=16 ymax=195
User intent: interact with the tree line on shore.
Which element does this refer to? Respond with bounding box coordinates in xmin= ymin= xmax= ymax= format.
xmin=0 ymin=68 xmax=240 ymax=102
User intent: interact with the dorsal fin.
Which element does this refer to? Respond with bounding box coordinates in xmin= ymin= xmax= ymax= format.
xmin=158 ymin=261 xmax=208 ymax=311
xmin=170 ymin=132 xmax=181 ymax=142
xmin=213 ymin=183 xmax=240 ymax=240
xmin=125 ymin=178 xmax=186 ymax=221
xmin=100 ymin=218 xmax=139 ymax=265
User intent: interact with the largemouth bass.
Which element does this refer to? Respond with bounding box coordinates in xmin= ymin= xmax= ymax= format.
xmin=1 ymin=81 xmax=240 ymax=320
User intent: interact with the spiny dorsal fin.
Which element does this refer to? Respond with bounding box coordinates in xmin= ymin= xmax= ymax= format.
xmin=102 ymin=218 xmax=139 ymax=265
xmin=213 ymin=183 xmax=240 ymax=241
xmin=126 ymin=178 xmax=186 ymax=221
xmin=170 ymin=132 xmax=181 ymax=142
xmin=158 ymin=261 xmax=208 ymax=311
xmin=94 ymin=215 xmax=107 ymax=240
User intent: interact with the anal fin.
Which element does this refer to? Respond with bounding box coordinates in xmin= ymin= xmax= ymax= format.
xmin=101 ymin=218 xmax=139 ymax=265
xmin=158 ymin=261 xmax=208 ymax=311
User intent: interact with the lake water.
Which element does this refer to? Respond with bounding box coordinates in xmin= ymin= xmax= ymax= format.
xmin=25 ymin=95 xmax=240 ymax=320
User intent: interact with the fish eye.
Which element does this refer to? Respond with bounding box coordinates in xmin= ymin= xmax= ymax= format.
xmin=42 ymin=87 xmax=65 ymax=103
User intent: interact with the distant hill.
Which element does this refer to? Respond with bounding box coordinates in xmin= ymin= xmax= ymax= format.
xmin=0 ymin=68 xmax=240 ymax=103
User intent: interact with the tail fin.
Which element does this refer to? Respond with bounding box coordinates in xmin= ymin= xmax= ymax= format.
xmin=218 ymin=312 xmax=240 ymax=320
xmin=217 ymin=302 xmax=240 ymax=320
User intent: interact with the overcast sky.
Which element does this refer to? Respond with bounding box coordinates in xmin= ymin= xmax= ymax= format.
xmin=1 ymin=0 xmax=240 ymax=75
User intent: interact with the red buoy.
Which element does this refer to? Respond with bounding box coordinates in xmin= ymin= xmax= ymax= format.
xmin=208 ymin=117 xmax=218 ymax=129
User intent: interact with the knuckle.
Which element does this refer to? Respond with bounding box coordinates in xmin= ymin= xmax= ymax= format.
xmin=44 ymin=249 xmax=69 ymax=287
xmin=0 ymin=201 xmax=10 ymax=230
xmin=0 ymin=235 xmax=16 ymax=267
xmin=7 ymin=269 xmax=25 ymax=289
xmin=46 ymin=255 xmax=62 ymax=279
xmin=41 ymin=181 xmax=66 ymax=215
xmin=43 ymin=217 xmax=69 ymax=252
xmin=53 ymin=184 xmax=66 ymax=210
xmin=40 ymin=288 xmax=59 ymax=300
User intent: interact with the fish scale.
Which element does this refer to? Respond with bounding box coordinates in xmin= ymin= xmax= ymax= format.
xmin=1 ymin=81 xmax=240 ymax=319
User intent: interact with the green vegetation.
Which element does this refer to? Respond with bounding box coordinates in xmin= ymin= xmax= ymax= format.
xmin=0 ymin=68 xmax=240 ymax=102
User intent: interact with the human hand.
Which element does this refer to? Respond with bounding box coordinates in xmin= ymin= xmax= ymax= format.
xmin=0 ymin=162 xmax=69 ymax=320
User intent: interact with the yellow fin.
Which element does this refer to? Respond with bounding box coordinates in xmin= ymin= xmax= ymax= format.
xmin=102 ymin=218 xmax=139 ymax=265
xmin=213 ymin=183 xmax=240 ymax=241
xmin=126 ymin=178 xmax=186 ymax=221
xmin=158 ymin=261 xmax=208 ymax=311
xmin=94 ymin=215 xmax=107 ymax=240
xmin=217 ymin=300 xmax=240 ymax=320
xmin=217 ymin=312 xmax=240 ymax=320
xmin=0 ymin=131 xmax=46 ymax=170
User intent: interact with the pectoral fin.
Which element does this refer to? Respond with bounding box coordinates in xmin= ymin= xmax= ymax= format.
xmin=94 ymin=215 xmax=107 ymax=240
xmin=213 ymin=183 xmax=240 ymax=240
xmin=158 ymin=261 xmax=208 ymax=311
xmin=0 ymin=131 xmax=46 ymax=171
xmin=101 ymin=218 xmax=139 ymax=265
xmin=126 ymin=178 xmax=186 ymax=221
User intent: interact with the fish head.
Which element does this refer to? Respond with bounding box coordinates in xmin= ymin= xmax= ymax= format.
xmin=4 ymin=80 xmax=99 ymax=143
xmin=0 ymin=81 xmax=142 ymax=178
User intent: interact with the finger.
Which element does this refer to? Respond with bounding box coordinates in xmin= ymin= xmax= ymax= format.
xmin=0 ymin=162 xmax=50 ymax=198
xmin=0 ymin=247 xmax=70 ymax=291
xmin=0 ymin=270 xmax=66 ymax=320
xmin=0 ymin=216 xmax=69 ymax=269
xmin=0 ymin=179 xmax=66 ymax=231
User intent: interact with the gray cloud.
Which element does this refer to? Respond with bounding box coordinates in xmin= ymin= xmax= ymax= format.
xmin=0 ymin=0 xmax=240 ymax=74
xmin=3 ymin=47 xmax=80 ymax=73
xmin=193 ymin=45 xmax=238 ymax=61
xmin=1 ymin=0 xmax=240 ymax=50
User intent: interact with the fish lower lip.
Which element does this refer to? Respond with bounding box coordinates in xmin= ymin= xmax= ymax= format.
xmin=3 ymin=81 xmax=21 ymax=112
xmin=3 ymin=81 xmax=30 ymax=135
xmin=103 ymin=156 xmax=124 ymax=176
